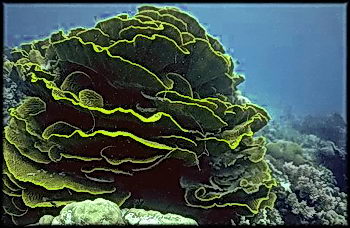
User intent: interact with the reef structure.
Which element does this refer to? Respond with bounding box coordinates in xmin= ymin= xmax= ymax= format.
xmin=2 ymin=5 xmax=276 ymax=225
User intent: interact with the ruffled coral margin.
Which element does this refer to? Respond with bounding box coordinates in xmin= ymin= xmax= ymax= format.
xmin=2 ymin=5 xmax=275 ymax=225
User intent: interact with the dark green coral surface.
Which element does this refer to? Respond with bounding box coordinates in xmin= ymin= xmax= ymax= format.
xmin=2 ymin=5 xmax=276 ymax=225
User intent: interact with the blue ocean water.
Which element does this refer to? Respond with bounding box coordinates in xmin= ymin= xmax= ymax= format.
xmin=4 ymin=3 xmax=346 ymax=119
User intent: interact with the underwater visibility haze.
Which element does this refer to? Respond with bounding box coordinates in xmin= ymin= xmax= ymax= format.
xmin=2 ymin=3 xmax=347 ymax=226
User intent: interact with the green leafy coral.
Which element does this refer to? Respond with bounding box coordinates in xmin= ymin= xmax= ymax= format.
xmin=2 ymin=5 xmax=276 ymax=225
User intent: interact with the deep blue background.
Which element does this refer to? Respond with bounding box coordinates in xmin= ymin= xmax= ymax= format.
xmin=4 ymin=3 xmax=346 ymax=119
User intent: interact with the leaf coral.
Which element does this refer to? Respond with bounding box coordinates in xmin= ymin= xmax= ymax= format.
xmin=2 ymin=5 xmax=276 ymax=225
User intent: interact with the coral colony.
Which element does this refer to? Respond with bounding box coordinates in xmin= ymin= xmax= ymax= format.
xmin=3 ymin=5 xmax=277 ymax=225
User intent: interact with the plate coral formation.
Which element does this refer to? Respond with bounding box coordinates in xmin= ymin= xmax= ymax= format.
xmin=2 ymin=5 xmax=276 ymax=225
